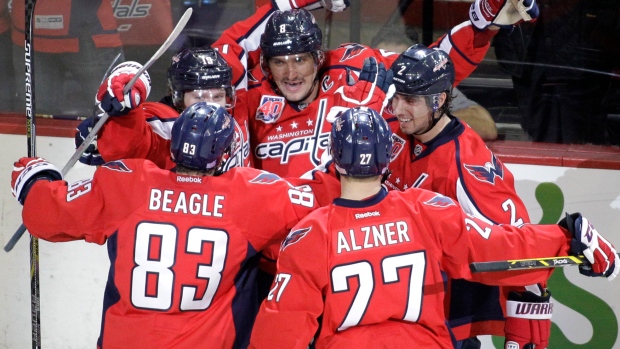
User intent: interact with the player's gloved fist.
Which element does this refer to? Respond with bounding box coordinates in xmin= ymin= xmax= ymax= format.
xmin=560 ymin=212 xmax=620 ymax=281
xmin=96 ymin=61 xmax=151 ymax=116
xmin=333 ymin=57 xmax=394 ymax=112
xmin=504 ymin=288 xmax=551 ymax=349
xmin=75 ymin=116 xmax=104 ymax=166
xmin=469 ymin=0 xmax=539 ymax=30
xmin=11 ymin=157 xmax=63 ymax=205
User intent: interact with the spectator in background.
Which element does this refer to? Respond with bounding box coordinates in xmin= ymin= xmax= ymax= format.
xmin=0 ymin=0 xmax=14 ymax=112
xmin=493 ymin=0 xmax=620 ymax=145
xmin=372 ymin=25 xmax=498 ymax=141
xmin=10 ymin=0 xmax=125 ymax=116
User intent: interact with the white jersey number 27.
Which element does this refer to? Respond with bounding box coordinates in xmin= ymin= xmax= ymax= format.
xmin=331 ymin=251 xmax=426 ymax=331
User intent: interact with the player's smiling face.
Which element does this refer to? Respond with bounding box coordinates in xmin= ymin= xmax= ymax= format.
xmin=268 ymin=53 xmax=318 ymax=104
xmin=390 ymin=93 xmax=435 ymax=135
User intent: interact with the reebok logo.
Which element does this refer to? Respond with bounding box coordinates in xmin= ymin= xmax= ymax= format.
xmin=355 ymin=211 xmax=380 ymax=219
xmin=176 ymin=176 xmax=202 ymax=184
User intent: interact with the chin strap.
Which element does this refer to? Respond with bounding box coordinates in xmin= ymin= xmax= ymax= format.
xmin=413 ymin=110 xmax=444 ymax=136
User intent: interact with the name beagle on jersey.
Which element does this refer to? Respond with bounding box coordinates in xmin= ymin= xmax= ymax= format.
xmin=336 ymin=221 xmax=411 ymax=254
xmin=149 ymin=189 xmax=224 ymax=217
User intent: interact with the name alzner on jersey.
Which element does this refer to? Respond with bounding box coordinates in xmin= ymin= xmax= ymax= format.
xmin=337 ymin=221 xmax=411 ymax=254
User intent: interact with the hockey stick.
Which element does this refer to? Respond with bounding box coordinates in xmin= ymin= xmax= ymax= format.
xmin=4 ymin=53 xmax=120 ymax=253
xmin=90 ymin=52 xmax=122 ymax=118
xmin=23 ymin=0 xmax=41 ymax=347
xmin=3 ymin=8 xmax=193 ymax=254
xmin=470 ymin=253 xmax=620 ymax=273
xmin=62 ymin=6 xmax=192 ymax=177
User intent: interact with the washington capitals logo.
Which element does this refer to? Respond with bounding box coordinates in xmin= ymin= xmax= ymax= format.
xmin=463 ymin=155 xmax=504 ymax=184
xmin=281 ymin=227 xmax=311 ymax=251
xmin=339 ymin=43 xmax=365 ymax=62
xmin=424 ymin=194 xmax=456 ymax=208
xmin=102 ymin=160 xmax=132 ymax=173
xmin=249 ymin=172 xmax=282 ymax=184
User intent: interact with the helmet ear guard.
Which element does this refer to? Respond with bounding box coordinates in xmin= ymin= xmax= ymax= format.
xmin=431 ymin=94 xmax=441 ymax=112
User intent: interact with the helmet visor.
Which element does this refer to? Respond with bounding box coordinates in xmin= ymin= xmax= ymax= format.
xmin=183 ymin=87 xmax=236 ymax=109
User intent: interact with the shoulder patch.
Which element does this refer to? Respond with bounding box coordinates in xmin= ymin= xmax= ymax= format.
xmin=424 ymin=194 xmax=456 ymax=208
xmin=256 ymin=95 xmax=286 ymax=123
xmin=463 ymin=154 xmax=504 ymax=184
xmin=391 ymin=133 xmax=406 ymax=161
xmin=102 ymin=160 xmax=132 ymax=173
xmin=339 ymin=43 xmax=366 ymax=62
xmin=281 ymin=227 xmax=311 ymax=251
xmin=249 ymin=172 xmax=282 ymax=184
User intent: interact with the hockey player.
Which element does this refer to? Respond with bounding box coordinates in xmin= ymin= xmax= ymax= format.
xmin=248 ymin=106 xmax=619 ymax=349
xmin=86 ymin=0 xmax=531 ymax=177
xmin=385 ymin=44 xmax=547 ymax=348
xmin=78 ymin=1 xmax=541 ymax=343
xmin=74 ymin=0 xmax=345 ymax=167
xmin=76 ymin=48 xmax=250 ymax=170
xmin=12 ymin=102 xmax=324 ymax=349
xmin=212 ymin=5 xmax=495 ymax=177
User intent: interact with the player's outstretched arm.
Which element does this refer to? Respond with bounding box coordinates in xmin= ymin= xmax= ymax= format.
xmin=431 ymin=0 xmax=539 ymax=85
xmin=469 ymin=0 xmax=539 ymax=30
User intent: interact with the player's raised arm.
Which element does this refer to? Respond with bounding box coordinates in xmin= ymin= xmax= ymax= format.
xmin=431 ymin=0 xmax=539 ymax=85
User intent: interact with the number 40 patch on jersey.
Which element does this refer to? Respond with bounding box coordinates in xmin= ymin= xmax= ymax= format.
xmin=256 ymin=95 xmax=286 ymax=124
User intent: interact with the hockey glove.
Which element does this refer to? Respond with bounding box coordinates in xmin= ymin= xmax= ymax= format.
xmin=469 ymin=0 xmax=539 ymax=30
xmin=96 ymin=61 xmax=151 ymax=116
xmin=75 ymin=116 xmax=105 ymax=166
xmin=11 ymin=157 xmax=63 ymax=205
xmin=330 ymin=57 xmax=394 ymax=121
xmin=272 ymin=0 xmax=349 ymax=12
xmin=504 ymin=287 xmax=551 ymax=349
xmin=560 ymin=212 xmax=619 ymax=281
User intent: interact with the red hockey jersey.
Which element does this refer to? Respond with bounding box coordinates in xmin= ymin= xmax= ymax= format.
xmin=229 ymin=33 xmax=492 ymax=177
xmin=98 ymin=5 xmax=495 ymax=179
xmin=22 ymin=161 xmax=321 ymax=349
xmin=249 ymin=188 xmax=571 ymax=349
xmin=383 ymin=115 xmax=532 ymax=338
xmin=385 ymin=116 xmax=530 ymax=226
xmin=98 ymin=100 xmax=251 ymax=171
